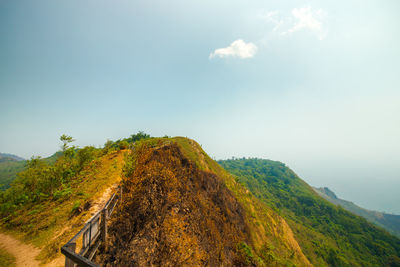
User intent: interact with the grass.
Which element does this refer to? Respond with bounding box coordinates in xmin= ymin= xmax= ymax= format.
xmin=0 ymin=248 xmax=15 ymax=267
xmin=0 ymin=149 xmax=128 ymax=264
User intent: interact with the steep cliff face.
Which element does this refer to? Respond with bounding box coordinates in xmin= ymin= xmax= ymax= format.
xmin=97 ymin=138 xmax=311 ymax=266
xmin=98 ymin=143 xmax=249 ymax=266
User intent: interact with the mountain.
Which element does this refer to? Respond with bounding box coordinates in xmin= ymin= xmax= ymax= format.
xmin=314 ymin=186 xmax=400 ymax=238
xmin=0 ymin=153 xmax=24 ymax=163
xmin=218 ymin=158 xmax=400 ymax=266
xmin=1 ymin=136 xmax=400 ymax=266
xmin=0 ymin=136 xmax=310 ymax=266
xmin=97 ymin=138 xmax=310 ymax=266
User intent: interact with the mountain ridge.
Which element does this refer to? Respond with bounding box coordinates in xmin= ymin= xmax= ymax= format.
xmin=313 ymin=186 xmax=400 ymax=238
xmin=218 ymin=158 xmax=400 ymax=266
xmin=0 ymin=153 xmax=25 ymax=162
xmin=97 ymin=138 xmax=311 ymax=266
xmin=1 ymin=136 xmax=400 ymax=266
xmin=0 ymin=136 xmax=311 ymax=266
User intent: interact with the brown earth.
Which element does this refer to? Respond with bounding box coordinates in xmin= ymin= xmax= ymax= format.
xmin=97 ymin=143 xmax=251 ymax=266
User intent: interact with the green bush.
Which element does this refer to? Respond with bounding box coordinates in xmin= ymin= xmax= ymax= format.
xmin=76 ymin=146 xmax=97 ymax=171
xmin=53 ymin=187 xmax=72 ymax=200
xmin=71 ymin=200 xmax=81 ymax=214
xmin=118 ymin=140 xmax=129 ymax=149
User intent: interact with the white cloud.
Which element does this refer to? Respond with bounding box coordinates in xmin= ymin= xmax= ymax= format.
xmin=282 ymin=7 xmax=326 ymax=40
xmin=209 ymin=39 xmax=257 ymax=59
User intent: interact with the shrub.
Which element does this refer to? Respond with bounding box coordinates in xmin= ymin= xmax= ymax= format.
xmin=71 ymin=200 xmax=81 ymax=215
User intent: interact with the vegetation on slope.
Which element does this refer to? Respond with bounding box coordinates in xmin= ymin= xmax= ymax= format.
xmin=0 ymin=132 xmax=150 ymax=264
xmin=0 ymin=248 xmax=16 ymax=267
xmin=0 ymin=153 xmax=24 ymax=162
xmin=0 ymin=160 xmax=26 ymax=191
xmin=0 ymin=132 xmax=151 ymax=191
xmin=218 ymin=158 xmax=400 ymax=266
xmin=0 ymin=152 xmax=63 ymax=191
xmin=99 ymin=137 xmax=311 ymax=266
xmin=314 ymin=187 xmax=400 ymax=238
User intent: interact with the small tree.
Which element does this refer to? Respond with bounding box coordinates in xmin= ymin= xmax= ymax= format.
xmin=60 ymin=134 xmax=75 ymax=151
xmin=129 ymin=131 xmax=151 ymax=143
xmin=76 ymin=146 xmax=97 ymax=171
xmin=60 ymin=134 xmax=75 ymax=158
xmin=118 ymin=140 xmax=129 ymax=149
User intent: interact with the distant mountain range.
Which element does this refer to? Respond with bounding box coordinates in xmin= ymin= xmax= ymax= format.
xmin=313 ymin=187 xmax=400 ymax=238
xmin=0 ymin=153 xmax=24 ymax=162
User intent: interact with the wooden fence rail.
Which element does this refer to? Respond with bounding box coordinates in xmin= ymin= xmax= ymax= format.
xmin=61 ymin=186 xmax=122 ymax=267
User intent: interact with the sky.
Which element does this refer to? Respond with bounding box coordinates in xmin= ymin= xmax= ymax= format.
xmin=1 ymin=0 xmax=399 ymax=213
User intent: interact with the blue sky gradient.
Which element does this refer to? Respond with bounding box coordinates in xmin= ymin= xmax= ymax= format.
xmin=1 ymin=0 xmax=399 ymax=213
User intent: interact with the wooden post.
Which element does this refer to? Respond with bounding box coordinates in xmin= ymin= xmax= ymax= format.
xmin=65 ymin=242 xmax=76 ymax=267
xmin=101 ymin=208 xmax=108 ymax=250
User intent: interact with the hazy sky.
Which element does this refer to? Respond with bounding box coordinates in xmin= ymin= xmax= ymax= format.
xmin=1 ymin=0 xmax=399 ymax=213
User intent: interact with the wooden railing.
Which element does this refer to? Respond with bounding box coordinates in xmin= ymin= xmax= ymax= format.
xmin=61 ymin=186 xmax=122 ymax=267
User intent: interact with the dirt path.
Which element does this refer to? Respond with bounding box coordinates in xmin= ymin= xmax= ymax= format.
xmin=87 ymin=183 xmax=119 ymax=220
xmin=0 ymin=184 xmax=121 ymax=267
xmin=0 ymin=232 xmax=40 ymax=267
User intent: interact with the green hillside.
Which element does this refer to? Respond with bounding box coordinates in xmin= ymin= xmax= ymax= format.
xmin=0 ymin=153 xmax=25 ymax=190
xmin=0 ymin=153 xmax=24 ymax=162
xmin=314 ymin=187 xmax=400 ymax=238
xmin=0 ymin=134 xmax=135 ymax=264
xmin=0 ymin=152 xmax=62 ymax=191
xmin=218 ymin=158 xmax=400 ymax=266
xmin=0 ymin=160 xmax=26 ymax=191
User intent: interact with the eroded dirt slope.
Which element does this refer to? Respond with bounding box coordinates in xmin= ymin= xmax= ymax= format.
xmin=97 ymin=143 xmax=251 ymax=266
